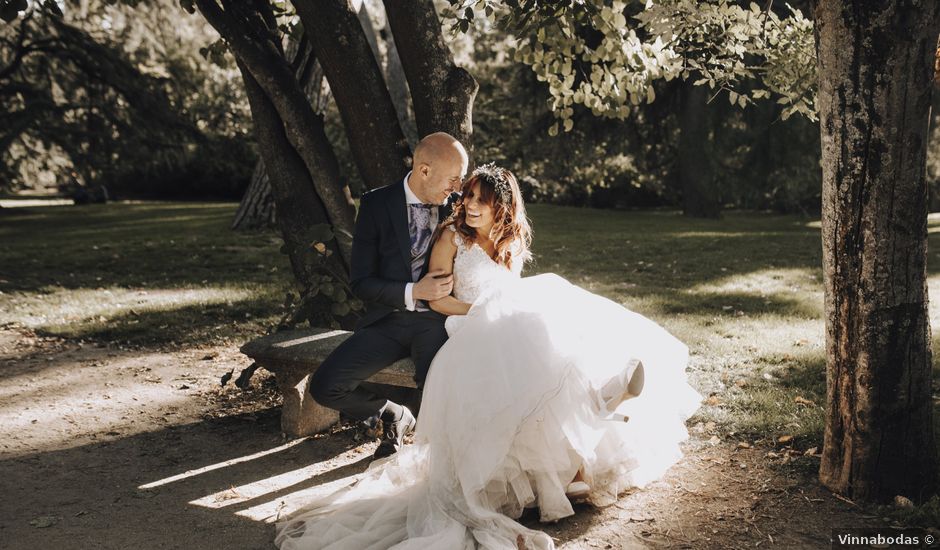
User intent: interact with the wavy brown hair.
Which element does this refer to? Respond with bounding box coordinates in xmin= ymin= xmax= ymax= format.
xmin=438 ymin=164 xmax=532 ymax=271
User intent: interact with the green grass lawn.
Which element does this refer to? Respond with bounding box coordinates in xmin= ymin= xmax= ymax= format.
xmin=0 ymin=202 xmax=295 ymax=348
xmin=2 ymin=201 xmax=939 ymax=453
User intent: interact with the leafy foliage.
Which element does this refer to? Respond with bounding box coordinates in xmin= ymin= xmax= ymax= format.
xmin=445 ymin=0 xmax=817 ymax=133
xmin=0 ymin=0 xmax=254 ymax=196
xmin=460 ymin=9 xmax=820 ymax=213
xmin=276 ymin=224 xmax=364 ymax=330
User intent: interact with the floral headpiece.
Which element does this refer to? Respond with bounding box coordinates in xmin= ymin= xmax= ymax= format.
xmin=472 ymin=163 xmax=512 ymax=205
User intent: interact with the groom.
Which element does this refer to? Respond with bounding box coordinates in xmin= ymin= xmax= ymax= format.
xmin=310 ymin=132 xmax=468 ymax=459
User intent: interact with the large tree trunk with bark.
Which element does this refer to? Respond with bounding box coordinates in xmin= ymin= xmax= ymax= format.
xmin=196 ymin=0 xmax=355 ymax=264
xmin=678 ymin=78 xmax=721 ymax=218
xmin=232 ymin=160 xmax=276 ymax=230
xmin=294 ymin=0 xmax=410 ymax=189
xmin=381 ymin=15 xmax=418 ymax=147
xmin=816 ymin=0 xmax=939 ymax=502
xmin=382 ymin=0 xmax=478 ymax=149
xmin=238 ymin=60 xmax=337 ymax=284
xmin=355 ymin=0 xmax=417 ymax=146
xmin=232 ymin=33 xmax=329 ymax=231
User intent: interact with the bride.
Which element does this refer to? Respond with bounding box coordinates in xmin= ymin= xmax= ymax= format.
xmin=275 ymin=165 xmax=702 ymax=550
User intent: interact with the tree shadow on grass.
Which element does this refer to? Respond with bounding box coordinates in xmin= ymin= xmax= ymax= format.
xmin=22 ymin=293 xmax=282 ymax=347
xmin=648 ymin=290 xmax=822 ymax=319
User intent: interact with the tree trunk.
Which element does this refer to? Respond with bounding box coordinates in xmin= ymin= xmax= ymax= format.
xmin=354 ymin=0 xmax=381 ymax=60
xmin=231 ymin=160 xmax=276 ymax=230
xmin=238 ymin=59 xmax=339 ymax=284
xmin=678 ymin=78 xmax=721 ymax=218
xmin=232 ymin=33 xmax=329 ymax=231
xmin=816 ymin=0 xmax=939 ymax=502
xmin=382 ymin=0 xmax=478 ymax=149
xmin=293 ymin=0 xmax=410 ymax=189
xmin=196 ymin=0 xmax=355 ymax=264
xmin=380 ymin=12 xmax=418 ymax=147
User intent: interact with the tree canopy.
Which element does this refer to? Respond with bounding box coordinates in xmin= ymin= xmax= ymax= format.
xmin=445 ymin=0 xmax=816 ymax=135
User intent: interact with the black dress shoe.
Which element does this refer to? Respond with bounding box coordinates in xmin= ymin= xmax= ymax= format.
xmin=373 ymin=405 xmax=416 ymax=460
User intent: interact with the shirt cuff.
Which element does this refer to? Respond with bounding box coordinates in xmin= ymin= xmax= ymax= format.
xmin=404 ymin=282 xmax=416 ymax=311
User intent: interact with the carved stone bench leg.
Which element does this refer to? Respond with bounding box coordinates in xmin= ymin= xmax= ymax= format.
xmin=273 ymin=366 xmax=339 ymax=437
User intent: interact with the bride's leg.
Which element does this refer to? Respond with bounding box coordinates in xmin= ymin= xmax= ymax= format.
xmin=596 ymin=359 xmax=645 ymax=414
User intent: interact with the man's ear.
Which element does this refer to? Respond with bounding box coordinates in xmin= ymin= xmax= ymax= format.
xmin=418 ymin=163 xmax=431 ymax=177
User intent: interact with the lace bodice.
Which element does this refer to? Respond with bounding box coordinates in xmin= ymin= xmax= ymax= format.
xmin=448 ymin=226 xmax=521 ymax=304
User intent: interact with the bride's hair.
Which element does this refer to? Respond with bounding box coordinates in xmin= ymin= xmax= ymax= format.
xmin=441 ymin=163 xmax=532 ymax=270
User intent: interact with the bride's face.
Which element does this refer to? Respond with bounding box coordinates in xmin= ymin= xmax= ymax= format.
xmin=463 ymin=181 xmax=495 ymax=232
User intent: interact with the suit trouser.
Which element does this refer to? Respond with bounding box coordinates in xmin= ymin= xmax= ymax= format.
xmin=309 ymin=311 xmax=449 ymax=420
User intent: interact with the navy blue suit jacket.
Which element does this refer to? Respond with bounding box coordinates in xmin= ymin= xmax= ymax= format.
xmin=350 ymin=180 xmax=454 ymax=329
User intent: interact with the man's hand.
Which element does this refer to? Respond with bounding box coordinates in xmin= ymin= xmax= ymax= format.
xmin=413 ymin=269 xmax=453 ymax=301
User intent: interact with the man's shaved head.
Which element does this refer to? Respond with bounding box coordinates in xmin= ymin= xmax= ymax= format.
xmin=408 ymin=132 xmax=469 ymax=205
xmin=413 ymin=132 xmax=468 ymax=169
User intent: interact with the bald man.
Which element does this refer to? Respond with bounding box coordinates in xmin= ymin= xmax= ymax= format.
xmin=310 ymin=132 xmax=469 ymax=459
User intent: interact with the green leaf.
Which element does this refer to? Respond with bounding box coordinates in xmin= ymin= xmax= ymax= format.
xmin=331 ymin=302 xmax=350 ymax=317
xmin=334 ymin=288 xmax=347 ymax=303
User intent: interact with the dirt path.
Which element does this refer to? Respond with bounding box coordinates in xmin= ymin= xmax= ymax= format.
xmin=0 ymin=327 xmax=898 ymax=549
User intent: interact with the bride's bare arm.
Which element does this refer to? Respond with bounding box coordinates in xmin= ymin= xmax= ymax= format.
xmin=427 ymin=230 xmax=472 ymax=316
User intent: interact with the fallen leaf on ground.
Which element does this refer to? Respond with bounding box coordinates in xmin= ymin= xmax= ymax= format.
xmin=30 ymin=516 xmax=58 ymax=528
xmin=893 ymin=495 xmax=914 ymax=509
xmin=777 ymin=435 xmax=794 ymax=444
xmin=794 ymin=396 xmax=815 ymax=407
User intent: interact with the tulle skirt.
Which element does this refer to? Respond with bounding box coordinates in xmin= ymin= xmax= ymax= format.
xmin=276 ymin=274 xmax=702 ymax=550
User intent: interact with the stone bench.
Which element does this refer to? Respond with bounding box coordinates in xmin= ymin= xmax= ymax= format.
xmin=239 ymin=327 xmax=417 ymax=437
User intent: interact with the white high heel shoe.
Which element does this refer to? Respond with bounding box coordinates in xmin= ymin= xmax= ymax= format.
xmin=596 ymin=358 xmax=645 ymax=415
xmin=564 ymin=480 xmax=591 ymax=501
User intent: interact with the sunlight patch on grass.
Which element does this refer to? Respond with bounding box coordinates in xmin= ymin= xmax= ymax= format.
xmin=0 ymin=199 xmax=74 ymax=208
xmin=685 ymin=267 xmax=821 ymax=300
xmin=1 ymin=285 xmax=259 ymax=329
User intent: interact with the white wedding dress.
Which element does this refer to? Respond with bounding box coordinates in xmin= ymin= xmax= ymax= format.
xmin=275 ymin=229 xmax=702 ymax=550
